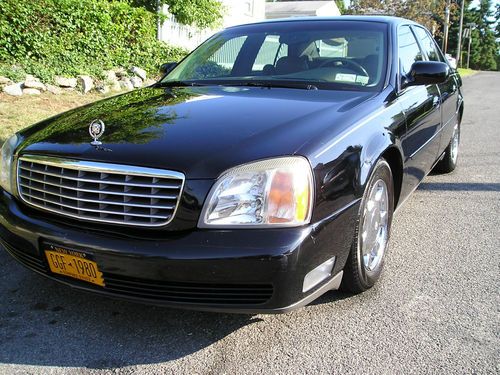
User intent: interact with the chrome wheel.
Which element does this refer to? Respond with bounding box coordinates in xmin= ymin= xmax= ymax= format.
xmin=450 ymin=124 xmax=459 ymax=164
xmin=360 ymin=179 xmax=389 ymax=272
xmin=342 ymin=158 xmax=394 ymax=293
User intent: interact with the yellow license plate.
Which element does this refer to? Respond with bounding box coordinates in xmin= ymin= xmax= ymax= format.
xmin=45 ymin=245 xmax=105 ymax=287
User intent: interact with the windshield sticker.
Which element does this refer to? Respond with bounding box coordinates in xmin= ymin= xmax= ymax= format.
xmin=335 ymin=73 xmax=369 ymax=85
xmin=335 ymin=73 xmax=356 ymax=82
xmin=356 ymin=76 xmax=369 ymax=85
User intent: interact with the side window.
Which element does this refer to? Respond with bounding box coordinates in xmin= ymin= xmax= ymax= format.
xmin=252 ymin=35 xmax=287 ymax=71
xmin=413 ymin=27 xmax=444 ymax=62
xmin=398 ymin=26 xmax=423 ymax=76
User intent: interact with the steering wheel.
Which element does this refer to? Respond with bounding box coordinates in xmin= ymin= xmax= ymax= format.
xmin=318 ymin=58 xmax=369 ymax=78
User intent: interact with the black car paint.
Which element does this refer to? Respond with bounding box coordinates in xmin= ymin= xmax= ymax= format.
xmin=0 ymin=188 xmax=359 ymax=313
xmin=0 ymin=17 xmax=463 ymax=312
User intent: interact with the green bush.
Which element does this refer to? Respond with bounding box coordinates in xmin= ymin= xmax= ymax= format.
xmin=0 ymin=0 xmax=188 ymax=82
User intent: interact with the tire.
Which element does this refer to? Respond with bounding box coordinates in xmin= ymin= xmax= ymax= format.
xmin=434 ymin=122 xmax=460 ymax=174
xmin=341 ymin=158 xmax=395 ymax=294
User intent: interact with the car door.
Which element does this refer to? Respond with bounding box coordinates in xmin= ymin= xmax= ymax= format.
xmin=412 ymin=25 xmax=460 ymax=155
xmin=397 ymin=25 xmax=442 ymax=197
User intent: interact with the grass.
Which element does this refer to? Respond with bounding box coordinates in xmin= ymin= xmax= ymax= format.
xmin=457 ymin=68 xmax=477 ymax=77
xmin=0 ymin=91 xmax=110 ymax=143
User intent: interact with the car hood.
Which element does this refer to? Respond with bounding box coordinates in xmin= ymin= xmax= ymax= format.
xmin=18 ymin=86 xmax=375 ymax=179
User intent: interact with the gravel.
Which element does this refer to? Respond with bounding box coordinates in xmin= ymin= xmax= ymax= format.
xmin=0 ymin=72 xmax=498 ymax=375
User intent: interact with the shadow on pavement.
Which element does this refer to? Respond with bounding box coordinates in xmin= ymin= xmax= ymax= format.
xmin=0 ymin=248 xmax=261 ymax=369
xmin=418 ymin=182 xmax=500 ymax=192
xmin=0 ymin=248 xmax=350 ymax=369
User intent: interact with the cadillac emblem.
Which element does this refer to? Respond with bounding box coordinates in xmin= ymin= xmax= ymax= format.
xmin=89 ymin=119 xmax=105 ymax=146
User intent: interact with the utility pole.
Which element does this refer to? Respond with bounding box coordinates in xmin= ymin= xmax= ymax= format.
xmin=443 ymin=0 xmax=451 ymax=53
xmin=466 ymin=31 xmax=471 ymax=68
xmin=456 ymin=0 xmax=465 ymax=67
xmin=466 ymin=23 xmax=476 ymax=69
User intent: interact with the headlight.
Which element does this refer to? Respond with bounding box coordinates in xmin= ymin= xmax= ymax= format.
xmin=199 ymin=156 xmax=313 ymax=228
xmin=0 ymin=134 xmax=20 ymax=195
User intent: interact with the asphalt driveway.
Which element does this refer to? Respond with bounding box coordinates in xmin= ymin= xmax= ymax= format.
xmin=0 ymin=72 xmax=498 ymax=375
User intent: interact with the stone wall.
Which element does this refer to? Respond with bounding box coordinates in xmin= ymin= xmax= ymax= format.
xmin=0 ymin=67 xmax=156 ymax=97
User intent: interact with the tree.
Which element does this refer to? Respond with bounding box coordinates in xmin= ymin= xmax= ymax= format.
xmin=447 ymin=0 xmax=473 ymax=60
xmin=164 ymin=0 xmax=224 ymax=28
xmin=0 ymin=0 xmax=188 ymax=81
xmin=335 ymin=0 xmax=347 ymax=14
xmin=468 ymin=0 xmax=498 ymax=70
xmin=495 ymin=3 xmax=500 ymax=37
xmin=496 ymin=3 xmax=500 ymax=69
xmin=449 ymin=0 xmax=498 ymax=70
xmin=349 ymin=0 xmax=447 ymax=34
xmin=132 ymin=0 xmax=225 ymax=29
xmin=351 ymin=0 xmax=499 ymax=70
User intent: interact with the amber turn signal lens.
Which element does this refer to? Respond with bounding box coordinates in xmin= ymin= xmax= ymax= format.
xmin=268 ymin=172 xmax=294 ymax=223
xmin=268 ymin=170 xmax=311 ymax=224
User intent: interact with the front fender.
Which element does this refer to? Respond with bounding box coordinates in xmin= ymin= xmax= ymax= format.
xmin=304 ymin=97 xmax=406 ymax=224
xmin=359 ymin=130 xmax=404 ymax=190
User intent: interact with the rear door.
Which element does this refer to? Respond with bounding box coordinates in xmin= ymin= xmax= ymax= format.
xmin=397 ymin=25 xmax=442 ymax=197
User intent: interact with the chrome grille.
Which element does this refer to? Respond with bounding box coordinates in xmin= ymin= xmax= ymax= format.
xmin=17 ymin=156 xmax=185 ymax=227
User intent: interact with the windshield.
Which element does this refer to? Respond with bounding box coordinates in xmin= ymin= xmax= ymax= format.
xmin=162 ymin=20 xmax=388 ymax=91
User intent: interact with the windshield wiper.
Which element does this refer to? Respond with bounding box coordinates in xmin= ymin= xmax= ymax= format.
xmin=156 ymin=80 xmax=319 ymax=90
xmin=155 ymin=80 xmax=206 ymax=88
xmin=228 ymin=81 xmax=318 ymax=90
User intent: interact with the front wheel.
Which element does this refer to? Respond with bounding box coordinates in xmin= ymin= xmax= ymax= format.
xmin=341 ymin=158 xmax=394 ymax=294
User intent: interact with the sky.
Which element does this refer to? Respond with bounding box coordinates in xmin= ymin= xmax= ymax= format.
xmin=472 ymin=0 xmax=500 ymax=7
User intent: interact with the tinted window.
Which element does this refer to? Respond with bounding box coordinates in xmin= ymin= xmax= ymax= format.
xmin=398 ymin=26 xmax=423 ymax=75
xmin=163 ymin=21 xmax=389 ymax=91
xmin=413 ymin=27 xmax=444 ymax=62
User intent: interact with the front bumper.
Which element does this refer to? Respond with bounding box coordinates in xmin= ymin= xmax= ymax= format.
xmin=0 ymin=190 xmax=359 ymax=313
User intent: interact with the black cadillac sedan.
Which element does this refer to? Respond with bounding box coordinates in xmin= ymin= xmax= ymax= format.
xmin=0 ymin=16 xmax=463 ymax=313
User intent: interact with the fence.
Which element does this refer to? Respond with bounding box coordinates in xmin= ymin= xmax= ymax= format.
xmin=159 ymin=14 xmax=217 ymax=51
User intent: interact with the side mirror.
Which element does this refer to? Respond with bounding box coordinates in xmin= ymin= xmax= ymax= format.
xmin=406 ymin=61 xmax=450 ymax=86
xmin=160 ymin=62 xmax=177 ymax=75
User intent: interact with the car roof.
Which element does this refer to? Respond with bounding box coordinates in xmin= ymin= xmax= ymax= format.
xmin=226 ymin=15 xmax=421 ymax=29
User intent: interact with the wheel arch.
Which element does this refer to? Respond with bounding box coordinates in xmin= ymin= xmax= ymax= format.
xmin=380 ymin=146 xmax=404 ymax=208
xmin=359 ymin=133 xmax=404 ymax=209
xmin=458 ymin=101 xmax=464 ymax=122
